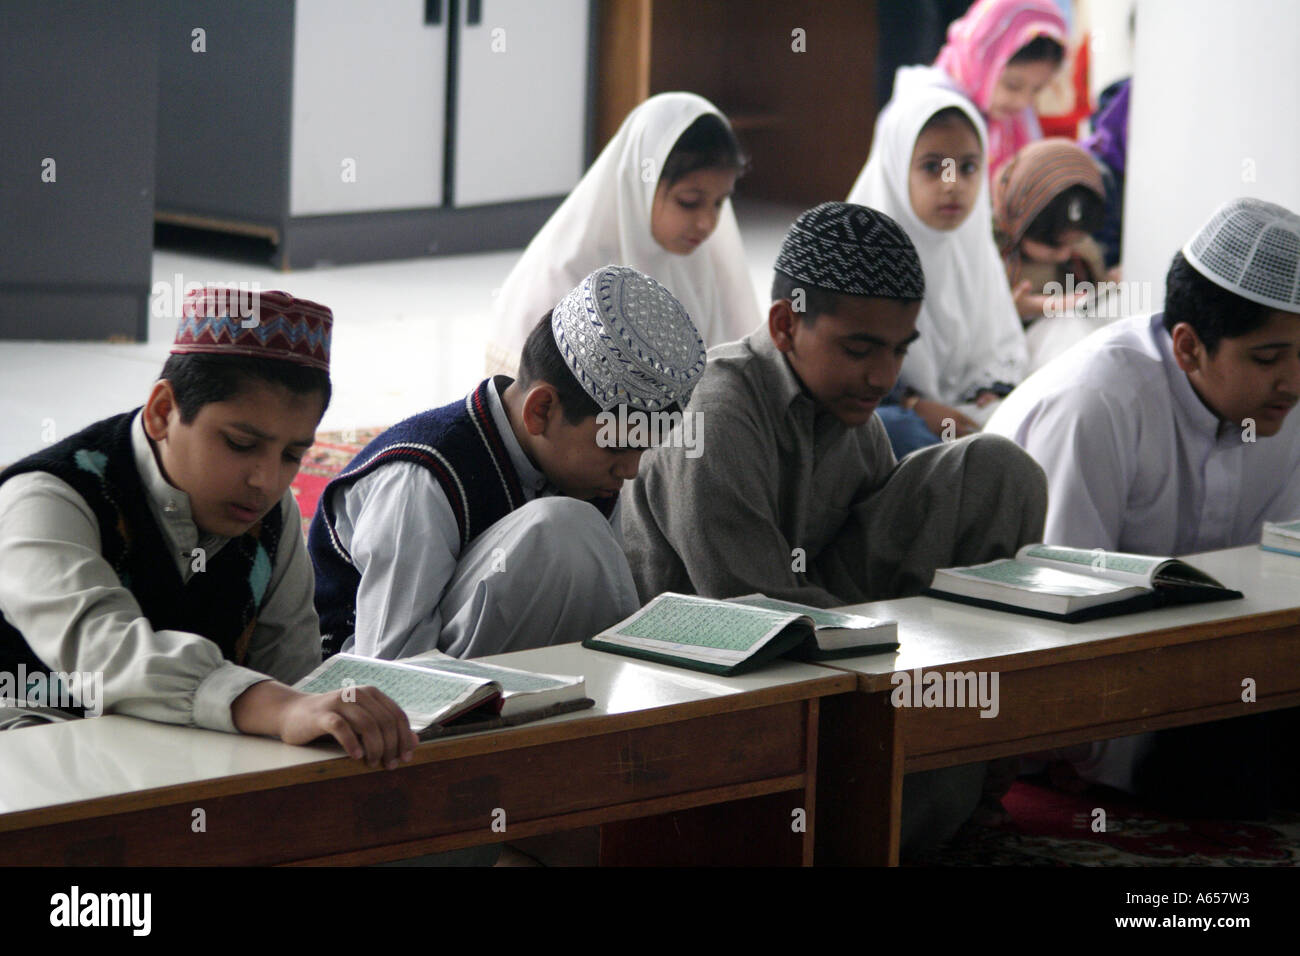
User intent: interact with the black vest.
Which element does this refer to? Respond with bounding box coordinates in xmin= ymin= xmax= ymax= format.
xmin=0 ymin=411 xmax=284 ymax=706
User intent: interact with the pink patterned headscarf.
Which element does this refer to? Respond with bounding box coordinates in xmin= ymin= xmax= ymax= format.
xmin=934 ymin=0 xmax=1067 ymax=181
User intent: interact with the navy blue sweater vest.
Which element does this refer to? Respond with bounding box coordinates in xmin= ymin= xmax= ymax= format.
xmin=309 ymin=379 xmax=532 ymax=655
xmin=0 ymin=411 xmax=284 ymax=706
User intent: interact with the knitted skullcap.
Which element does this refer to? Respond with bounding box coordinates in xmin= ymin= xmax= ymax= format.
xmin=551 ymin=265 xmax=706 ymax=412
xmin=172 ymin=287 xmax=332 ymax=371
xmin=774 ymin=202 xmax=925 ymax=299
xmin=1183 ymin=198 xmax=1300 ymax=312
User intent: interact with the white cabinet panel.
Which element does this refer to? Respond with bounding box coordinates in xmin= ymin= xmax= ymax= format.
xmin=453 ymin=0 xmax=589 ymax=207
xmin=291 ymin=0 xmax=447 ymax=215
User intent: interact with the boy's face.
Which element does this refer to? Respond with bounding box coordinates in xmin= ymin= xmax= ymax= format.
xmin=1172 ymin=309 xmax=1300 ymax=437
xmin=650 ymin=166 xmax=737 ymax=255
xmin=909 ymin=120 xmax=983 ymax=231
xmin=144 ymin=379 xmax=324 ymax=537
xmin=518 ymin=386 xmax=644 ymax=500
xmin=988 ymin=60 xmax=1057 ymax=121
xmin=769 ymin=295 xmax=922 ymax=427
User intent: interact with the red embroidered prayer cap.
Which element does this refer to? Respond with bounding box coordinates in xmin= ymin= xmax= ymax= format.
xmin=171 ymin=286 xmax=332 ymax=372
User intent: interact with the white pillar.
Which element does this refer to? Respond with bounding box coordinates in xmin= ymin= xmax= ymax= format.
xmin=1126 ymin=0 xmax=1300 ymax=310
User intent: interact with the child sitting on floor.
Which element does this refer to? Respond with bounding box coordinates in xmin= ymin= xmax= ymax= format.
xmin=621 ymin=202 xmax=1048 ymax=857
xmin=849 ymin=79 xmax=1029 ymax=458
xmin=931 ymin=0 xmax=1069 ymax=183
xmin=312 ymin=265 xmax=705 ymax=662
xmin=0 ymin=288 xmax=415 ymax=769
xmin=485 ymin=92 xmax=760 ymax=376
xmin=993 ymin=138 xmax=1110 ymax=368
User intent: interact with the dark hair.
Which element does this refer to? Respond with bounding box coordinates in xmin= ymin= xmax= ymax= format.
xmin=918 ymin=106 xmax=982 ymax=144
xmin=516 ymin=312 xmax=602 ymax=424
xmin=1007 ymin=34 xmax=1065 ymax=67
xmin=659 ymin=113 xmax=748 ymax=187
xmin=1023 ymin=184 xmax=1105 ymax=245
xmin=1162 ymin=250 xmax=1276 ymax=353
xmin=160 ymin=352 xmax=332 ymax=424
xmin=770 ymin=271 xmax=853 ymax=325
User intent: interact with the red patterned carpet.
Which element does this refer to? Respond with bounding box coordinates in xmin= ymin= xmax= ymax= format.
xmin=290 ymin=427 xmax=381 ymax=537
xmin=926 ymin=779 xmax=1300 ymax=866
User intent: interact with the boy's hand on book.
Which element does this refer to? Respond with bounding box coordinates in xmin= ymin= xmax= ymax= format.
xmin=233 ymin=680 xmax=417 ymax=769
xmin=914 ymin=399 xmax=979 ymax=439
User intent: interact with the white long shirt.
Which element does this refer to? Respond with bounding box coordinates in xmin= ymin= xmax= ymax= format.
xmin=330 ymin=380 xmax=622 ymax=660
xmin=0 ymin=412 xmax=321 ymax=731
xmin=986 ymin=312 xmax=1300 ymax=555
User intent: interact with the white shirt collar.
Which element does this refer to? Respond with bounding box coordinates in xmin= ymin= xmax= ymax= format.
xmin=486 ymin=377 xmax=548 ymax=495
xmin=131 ymin=410 xmax=227 ymax=557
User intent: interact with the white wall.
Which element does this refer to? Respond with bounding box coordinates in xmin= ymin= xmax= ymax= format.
xmin=1086 ymin=0 xmax=1135 ymax=99
xmin=1126 ymin=0 xmax=1300 ymax=310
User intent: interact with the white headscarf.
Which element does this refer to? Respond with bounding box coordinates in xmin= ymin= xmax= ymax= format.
xmin=485 ymin=92 xmax=761 ymax=376
xmin=848 ymin=67 xmax=1028 ymax=404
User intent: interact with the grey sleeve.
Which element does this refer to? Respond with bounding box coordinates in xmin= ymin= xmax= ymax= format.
xmin=626 ymin=402 xmax=843 ymax=608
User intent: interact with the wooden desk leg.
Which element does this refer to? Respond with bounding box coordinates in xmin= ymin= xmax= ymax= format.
xmin=599 ymin=699 xmax=820 ymax=866
xmin=816 ymin=690 xmax=902 ymax=866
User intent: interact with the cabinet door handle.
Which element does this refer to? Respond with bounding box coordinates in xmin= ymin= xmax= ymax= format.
xmin=466 ymin=0 xmax=482 ymax=26
xmin=424 ymin=0 xmax=442 ymax=25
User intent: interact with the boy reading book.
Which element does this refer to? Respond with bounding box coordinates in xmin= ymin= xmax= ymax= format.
xmin=622 ymin=202 xmax=1046 ymax=609
xmin=310 ymin=265 xmax=705 ymax=662
xmin=986 ymin=198 xmax=1300 ymax=812
xmin=987 ymin=197 xmax=1300 ymax=557
xmin=0 ymin=288 xmax=416 ymax=769
xmin=621 ymin=202 xmax=1049 ymax=855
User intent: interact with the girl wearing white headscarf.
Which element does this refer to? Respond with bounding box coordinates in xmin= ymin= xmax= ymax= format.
xmin=848 ymin=69 xmax=1029 ymax=455
xmin=485 ymin=92 xmax=761 ymax=376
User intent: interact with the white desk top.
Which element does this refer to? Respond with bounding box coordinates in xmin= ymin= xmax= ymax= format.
xmin=0 ymin=643 xmax=844 ymax=819
xmin=829 ymin=545 xmax=1300 ymax=679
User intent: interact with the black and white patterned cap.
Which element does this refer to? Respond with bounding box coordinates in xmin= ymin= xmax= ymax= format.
xmin=774 ymin=202 xmax=926 ymax=299
xmin=552 ymin=265 xmax=707 ymax=412
xmin=1184 ymin=198 xmax=1300 ymax=312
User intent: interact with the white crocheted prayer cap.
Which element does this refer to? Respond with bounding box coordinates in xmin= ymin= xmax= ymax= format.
xmin=1183 ymin=198 xmax=1300 ymax=312
xmin=551 ymin=265 xmax=706 ymax=412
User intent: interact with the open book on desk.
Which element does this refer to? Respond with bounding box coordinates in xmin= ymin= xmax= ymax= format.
xmin=582 ymin=592 xmax=897 ymax=676
xmin=294 ymin=652 xmax=593 ymax=740
xmin=1261 ymin=518 xmax=1300 ymax=557
xmin=925 ymin=544 xmax=1243 ymax=622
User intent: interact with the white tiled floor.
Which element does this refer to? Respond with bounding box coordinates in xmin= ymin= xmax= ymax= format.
xmin=0 ymin=199 xmax=801 ymax=463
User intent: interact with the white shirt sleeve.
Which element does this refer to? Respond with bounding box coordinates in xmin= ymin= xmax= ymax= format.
xmin=341 ymin=462 xmax=462 ymax=660
xmin=1011 ymin=389 xmax=1135 ymax=551
xmin=0 ymin=472 xmax=287 ymax=732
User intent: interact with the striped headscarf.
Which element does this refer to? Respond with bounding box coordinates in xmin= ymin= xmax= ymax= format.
xmin=993 ymin=138 xmax=1104 ymax=280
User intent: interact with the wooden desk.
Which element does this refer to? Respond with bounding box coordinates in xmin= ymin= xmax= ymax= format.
xmin=0 ymin=644 xmax=852 ymax=866
xmin=815 ymin=546 xmax=1300 ymax=865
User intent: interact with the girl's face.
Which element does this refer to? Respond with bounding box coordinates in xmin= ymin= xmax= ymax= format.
xmin=650 ymin=166 xmax=737 ymax=255
xmin=908 ymin=119 xmax=983 ymax=231
xmin=988 ymin=60 xmax=1058 ymax=121
xmin=1022 ymin=229 xmax=1087 ymax=263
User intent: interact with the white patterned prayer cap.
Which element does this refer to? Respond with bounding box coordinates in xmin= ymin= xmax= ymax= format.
xmin=551 ymin=265 xmax=707 ymax=412
xmin=1183 ymin=198 xmax=1300 ymax=312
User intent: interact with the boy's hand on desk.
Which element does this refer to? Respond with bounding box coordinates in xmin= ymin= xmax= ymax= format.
xmin=232 ymin=681 xmax=417 ymax=769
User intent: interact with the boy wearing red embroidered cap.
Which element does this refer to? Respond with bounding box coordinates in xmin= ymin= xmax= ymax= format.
xmin=0 ymin=287 xmax=416 ymax=770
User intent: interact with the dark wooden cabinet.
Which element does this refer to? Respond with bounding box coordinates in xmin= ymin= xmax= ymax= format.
xmin=595 ymin=0 xmax=878 ymax=207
